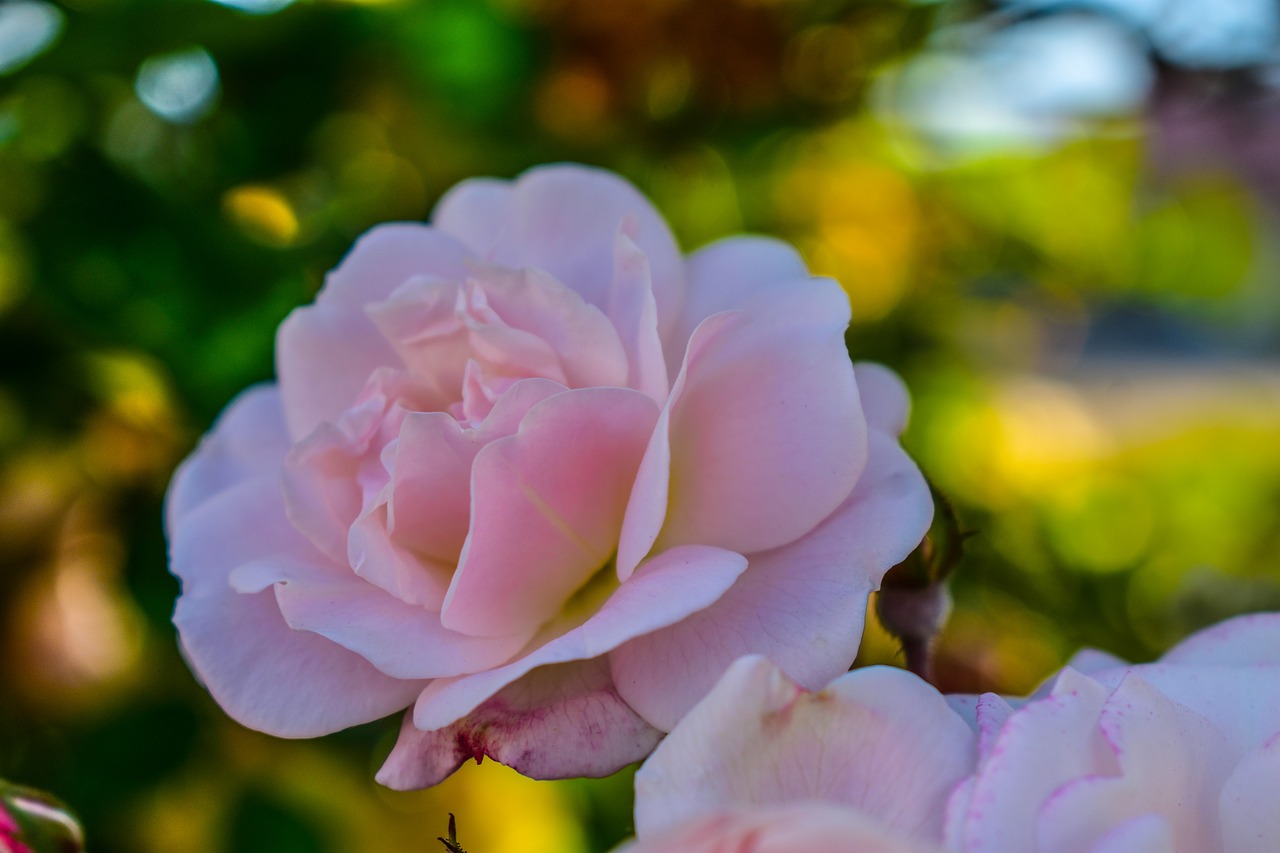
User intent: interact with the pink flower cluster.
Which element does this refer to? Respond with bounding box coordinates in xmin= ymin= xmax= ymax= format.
xmin=166 ymin=164 xmax=932 ymax=787
xmin=624 ymin=613 xmax=1280 ymax=852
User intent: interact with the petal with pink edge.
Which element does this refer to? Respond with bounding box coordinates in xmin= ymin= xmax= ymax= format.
xmin=414 ymin=545 xmax=747 ymax=731
xmin=376 ymin=658 xmax=661 ymax=789
xmin=1160 ymin=612 xmax=1280 ymax=666
xmin=624 ymin=805 xmax=944 ymax=853
xmin=442 ymin=387 xmax=660 ymax=637
xmin=432 ymin=164 xmax=685 ymax=336
xmin=276 ymin=225 xmax=470 ymax=439
xmin=949 ymin=668 xmax=1116 ymax=853
xmin=1087 ymin=815 xmax=1175 ymax=853
xmin=612 ymin=429 xmax=931 ymax=731
xmin=165 ymin=384 xmax=290 ymax=533
xmin=606 ymin=231 xmax=668 ymax=403
xmin=170 ymin=476 xmax=421 ymax=736
xmin=853 ymin=361 xmax=912 ymax=436
xmin=632 ymin=656 xmax=975 ymax=844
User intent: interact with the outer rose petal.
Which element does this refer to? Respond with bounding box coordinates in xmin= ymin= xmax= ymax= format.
xmin=171 ymin=476 xmax=423 ymax=736
xmin=433 ymin=164 xmax=685 ymax=337
xmin=442 ymin=387 xmax=661 ymax=637
xmin=622 ymin=805 xmax=944 ymax=853
xmin=1219 ymin=732 xmax=1280 ymax=849
xmin=612 ymin=429 xmax=931 ymax=731
xmin=1087 ymin=815 xmax=1175 ymax=853
xmin=633 ymin=657 xmax=976 ymax=845
xmin=414 ymin=545 xmax=748 ymax=732
xmin=948 ymin=668 xmax=1117 ymax=853
xmin=376 ymin=658 xmax=661 ymax=789
xmin=1160 ymin=612 xmax=1280 ymax=666
xmin=165 ymin=384 xmax=291 ymax=532
xmin=276 ymin=225 xmax=471 ymax=439
xmin=853 ymin=361 xmax=912 ymax=436
xmin=1032 ymin=674 xmax=1233 ymax=853
xmin=618 ymin=277 xmax=865 ymax=572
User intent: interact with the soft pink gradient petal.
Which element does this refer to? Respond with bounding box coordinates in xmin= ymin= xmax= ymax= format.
xmin=165 ymin=384 xmax=290 ymax=532
xmin=607 ymin=231 xmax=669 ymax=403
xmin=170 ymin=476 xmax=422 ymax=736
xmin=271 ymin=573 xmax=532 ymax=680
xmin=853 ymin=361 xmax=912 ymax=436
xmin=276 ymin=225 xmax=470 ymax=439
xmin=1087 ymin=815 xmax=1175 ymax=853
xmin=642 ymin=277 xmax=865 ymax=561
xmin=612 ymin=428 xmax=931 ymax=731
xmin=623 ymin=805 xmax=944 ymax=853
xmin=479 ymin=266 xmax=630 ymax=390
xmin=1033 ymin=674 xmax=1233 ymax=853
xmin=949 ymin=667 xmax=1117 ymax=853
xmin=442 ymin=387 xmax=660 ymax=637
xmin=1160 ymin=612 xmax=1280 ymax=666
xmin=672 ymin=235 xmax=809 ymax=364
xmin=433 ymin=165 xmax=685 ymax=336
xmin=414 ymin=545 xmax=747 ymax=731
xmin=1219 ymin=731 xmax=1280 ymax=849
xmin=376 ymin=658 xmax=661 ymax=789
xmin=633 ymin=656 xmax=975 ymax=844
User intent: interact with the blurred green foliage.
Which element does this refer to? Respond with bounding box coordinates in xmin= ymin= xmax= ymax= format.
xmin=2 ymin=0 xmax=1279 ymax=850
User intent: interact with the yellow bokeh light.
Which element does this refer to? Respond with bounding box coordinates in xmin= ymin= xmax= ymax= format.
xmin=222 ymin=184 xmax=300 ymax=247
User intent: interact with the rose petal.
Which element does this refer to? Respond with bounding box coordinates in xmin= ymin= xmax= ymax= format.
xmin=432 ymin=164 xmax=685 ymax=337
xmin=607 ymin=230 xmax=669 ymax=403
xmin=1033 ymin=674 xmax=1233 ymax=853
xmin=853 ymin=361 xmax=912 ymax=436
xmin=277 ymin=225 xmax=470 ymax=439
xmin=632 ymin=656 xmax=975 ymax=844
xmin=441 ymin=387 xmax=660 ymax=637
xmin=171 ymin=476 xmax=421 ymax=736
xmin=949 ymin=667 xmax=1116 ymax=853
xmin=1219 ymin=731 xmax=1280 ymax=850
xmin=1087 ymin=815 xmax=1175 ymax=853
xmin=626 ymin=276 xmax=865 ymax=566
xmin=1161 ymin=612 xmax=1280 ymax=666
xmin=376 ymin=658 xmax=661 ymax=789
xmin=611 ymin=429 xmax=931 ymax=730
xmin=165 ymin=384 xmax=290 ymax=533
xmin=413 ymin=544 xmax=748 ymax=731
xmin=624 ymin=805 xmax=944 ymax=853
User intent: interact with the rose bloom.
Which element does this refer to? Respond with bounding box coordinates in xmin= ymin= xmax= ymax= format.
xmin=166 ymin=164 xmax=932 ymax=787
xmin=625 ymin=613 xmax=1280 ymax=852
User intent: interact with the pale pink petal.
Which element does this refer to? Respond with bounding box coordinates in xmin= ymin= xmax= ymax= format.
xmin=170 ymin=476 xmax=422 ymax=736
xmin=1161 ymin=612 xmax=1280 ymax=666
xmin=479 ymin=266 xmax=630 ymax=390
xmin=1033 ymin=674 xmax=1233 ymax=853
xmin=414 ymin=545 xmax=748 ymax=731
xmin=611 ymin=429 xmax=931 ymax=730
xmin=950 ymin=668 xmax=1116 ymax=853
xmin=276 ymin=225 xmax=470 ymax=439
xmin=633 ymin=656 xmax=975 ymax=844
xmin=673 ymin=235 xmax=809 ymax=365
xmin=853 ymin=362 xmax=912 ymax=436
xmin=607 ymin=231 xmax=669 ymax=403
xmin=441 ymin=387 xmax=660 ymax=637
xmin=625 ymin=805 xmax=944 ymax=853
xmin=1087 ymin=815 xmax=1175 ymax=853
xmin=376 ymin=658 xmax=661 ymax=789
xmin=1063 ymin=647 xmax=1131 ymax=676
xmin=271 ymin=573 xmax=532 ymax=680
xmin=165 ymin=384 xmax=290 ymax=533
xmin=1087 ymin=663 xmax=1280 ymax=753
xmin=637 ymin=277 xmax=865 ymax=561
xmin=433 ymin=164 xmax=685 ymax=336
xmin=386 ymin=411 xmax=483 ymax=565
xmin=1220 ymin=731 xmax=1280 ymax=849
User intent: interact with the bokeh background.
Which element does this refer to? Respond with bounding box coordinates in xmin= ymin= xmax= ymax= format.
xmin=2 ymin=0 xmax=1279 ymax=850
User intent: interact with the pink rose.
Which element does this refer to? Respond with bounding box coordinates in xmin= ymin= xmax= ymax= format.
xmin=629 ymin=655 xmax=970 ymax=852
xmin=166 ymin=164 xmax=932 ymax=787
xmin=946 ymin=612 xmax=1280 ymax=852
